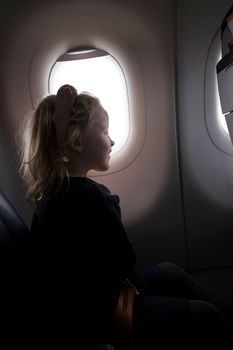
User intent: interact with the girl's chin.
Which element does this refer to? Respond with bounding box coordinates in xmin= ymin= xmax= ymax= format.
xmin=93 ymin=163 xmax=110 ymax=172
xmin=102 ymin=164 xmax=110 ymax=171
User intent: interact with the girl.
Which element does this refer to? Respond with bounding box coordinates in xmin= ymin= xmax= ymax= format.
xmin=19 ymin=85 xmax=233 ymax=349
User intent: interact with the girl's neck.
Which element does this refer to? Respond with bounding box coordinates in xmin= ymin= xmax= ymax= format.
xmin=68 ymin=170 xmax=87 ymax=177
xmin=66 ymin=162 xmax=88 ymax=178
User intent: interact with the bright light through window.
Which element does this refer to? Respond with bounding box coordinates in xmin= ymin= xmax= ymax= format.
xmin=49 ymin=51 xmax=129 ymax=155
xmin=216 ymin=83 xmax=229 ymax=134
xmin=216 ymin=52 xmax=229 ymax=134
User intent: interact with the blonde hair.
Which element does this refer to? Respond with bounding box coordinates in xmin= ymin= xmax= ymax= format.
xmin=18 ymin=91 xmax=101 ymax=203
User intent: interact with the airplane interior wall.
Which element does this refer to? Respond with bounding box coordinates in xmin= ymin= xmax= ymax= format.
xmin=177 ymin=0 xmax=233 ymax=302
xmin=1 ymin=0 xmax=233 ymax=302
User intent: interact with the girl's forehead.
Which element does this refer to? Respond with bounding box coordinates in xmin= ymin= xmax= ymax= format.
xmin=94 ymin=107 xmax=109 ymax=124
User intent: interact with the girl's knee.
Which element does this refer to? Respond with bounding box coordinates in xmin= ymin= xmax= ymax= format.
xmin=190 ymin=300 xmax=230 ymax=326
xmin=157 ymin=262 xmax=185 ymax=276
xmin=158 ymin=261 xmax=180 ymax=269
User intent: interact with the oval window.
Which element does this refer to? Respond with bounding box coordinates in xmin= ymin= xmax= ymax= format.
xmin=205 ymin=30 xmax=233 ymax=155
xmin=49 ymin=48 xmax=129 ymax=155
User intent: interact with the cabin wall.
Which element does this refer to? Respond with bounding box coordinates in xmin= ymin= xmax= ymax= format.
xmin=177 ymin=0 xmax=233 ymax=300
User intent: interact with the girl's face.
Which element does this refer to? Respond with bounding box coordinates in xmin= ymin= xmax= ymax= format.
xmin=81 ymin=106 xmax=115 ymax=172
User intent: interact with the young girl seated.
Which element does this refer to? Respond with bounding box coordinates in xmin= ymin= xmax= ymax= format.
xmin=18 ymin=85 xmax=233 ymax=349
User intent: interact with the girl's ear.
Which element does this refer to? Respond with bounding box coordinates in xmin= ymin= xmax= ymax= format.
xmin=69 ymin=136 xmax=83 ymax=152
xmin=66 ymin=126 xmax=84 ymax=152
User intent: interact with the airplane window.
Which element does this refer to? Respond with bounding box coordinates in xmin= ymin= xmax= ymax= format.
xmin=204 ymin=29 xmax=233 ymax=155
xmin=49 ymin=48 xmax=129 ymax=155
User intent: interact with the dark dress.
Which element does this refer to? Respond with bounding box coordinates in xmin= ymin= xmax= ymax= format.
xmin=21 ymin=177 xmax=233 ymax=349
xmin=25 ymin=177 xmax=136 ymax=347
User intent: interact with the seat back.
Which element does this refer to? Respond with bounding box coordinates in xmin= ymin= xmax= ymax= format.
xmin=0 ymin=188 xmax=29 ymax=270
xmin=0 ymin=189 xmax=29 ymax=238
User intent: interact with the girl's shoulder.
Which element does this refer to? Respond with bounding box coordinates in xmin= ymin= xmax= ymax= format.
xmin=68 ymin=177 xmax=113 ymax=199
xmin=68 ymin=177 xmax=121 ymax=216
xmin=36 ymin=177 xmax=120 ymax=216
